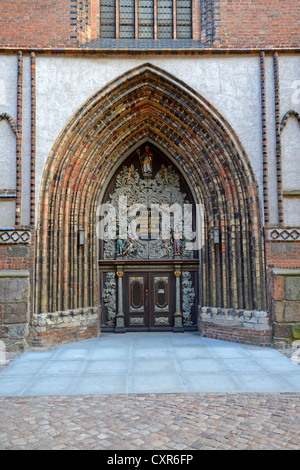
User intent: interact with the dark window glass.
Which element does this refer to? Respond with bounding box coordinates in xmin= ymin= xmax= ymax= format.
xmin=177 ymin=0 xmax=192 ymax=39
xmin=139 ymin=0 xmax=154 ymax=38
xmin=100 ymin=0 xmax=116 ymax=38
xmin=157 ymin=0 xmax=173 ymax=39
xmin=120 ymin=0 xmax=135 ymax=38
xmin=100 ymin=0 xmax=193 ymax=40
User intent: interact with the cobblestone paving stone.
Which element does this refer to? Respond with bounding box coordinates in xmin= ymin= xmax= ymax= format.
xmin=0 ymin=393 xmax=299 ymax=450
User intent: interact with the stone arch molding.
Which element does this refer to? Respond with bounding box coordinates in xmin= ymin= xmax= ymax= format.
xmin=34 ymin=63 xmax=266 ymax=340
xmin=0 ymin=113 xmax=18 ymax=136
xmin=280 ymin=110 xmax=300 ymax=133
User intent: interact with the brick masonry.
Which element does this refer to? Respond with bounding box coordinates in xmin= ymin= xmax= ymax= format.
xmin=214 ymin=0 xmax=300 ymax=49
xmin=199 ymin=307 xmax=272 ymax=347
xmin=0 ymin=0 xmax=77 ymax=48
xmin=200 ymin=324 xmax=272 ymax=348
xmin=0 ymin=0 xmax=299 ymax=49
xmin=0 ymin=241 xmax=34 ymax=271
xmin=266 ymin=241 xmax=300 ymax=270
xmin=30 ymin=307 xmax=100 ymax=348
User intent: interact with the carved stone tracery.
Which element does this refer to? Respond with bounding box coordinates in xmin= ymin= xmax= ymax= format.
xmin=102 ymin=272 xmax=116 ymax=325
xmin=182 ymin=271 xmax=196 ymax=325
xmin=103 ymin=160 xmax=194 ymax=260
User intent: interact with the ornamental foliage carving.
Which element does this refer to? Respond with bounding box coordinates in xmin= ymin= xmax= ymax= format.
xmin=102 ymin=272 xmax=116 ymax=326
xmin=103 ymin=161 xmax=194 ymax=260
xmin=182 ymin=271 xmax=195 ymax=325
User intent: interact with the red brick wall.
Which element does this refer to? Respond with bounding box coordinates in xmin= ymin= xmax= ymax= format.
xmin=266 ymin=242 xmax=300 ymax=270
xmin=0 ymin=0 xmax=77 ymax=48
xmin=30 ymin=326 xmax=99 ymax=348
xmin=0 ymin=0 xmax=299 ymax=49
xmin=201 ymin=324 xmax=272 ymax=347
xmin=0 ymin=244 xmax=34 ymax=271
xmin=215 ymin=0 xmax=300 ymax=48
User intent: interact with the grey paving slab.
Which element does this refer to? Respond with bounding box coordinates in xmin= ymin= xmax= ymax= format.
xmin=220 ymin=358 xmax=269 ymax=374
xmin=254 ymin=356 xmax=300 ymax=373
xmin=93 ymin=337 xmax=132 ymax=348
xmin=178 ymin=358 xmax=227 ymax=373
xmin=0 ymin=360 xmax=46 ymax=376
xmin=174 ymin=346 xmax=213 ymax=359
xmin=0 ymin=377 xmax=34 ymax=396
xmin=275 ymin=372 xmax=300 ymax=389
xmin=182 ymin=372 xmax=243 ymax=393
xmin=130 ymin=373 xmax=185 ymax=394
xmin=52 ymin=348 xmax=92 ymax=361
xmin=208 ymin=346 xmax=250 ymax=359
xmin=0 ymin=332 xmax=299 ymax=396
xmin=71 ymin=375 xmax=129 ymax=395
xmin=82 ymin=359 xmax=129 ymax=375
xmin=133 ymin=346 xmax=171 ymax=359
xmin=132 ymin=358 xmax=178 ymax=374
xmin=19 ymin=376 xmax=77 ymax=397
xmin=233 ymin=374 xmax=295 ymax=393
xmin=170 ymin=335 xmax=210 ymax=346
xmin=89 ymin=347 xmax=130 ymax=360
xmin=39 ymin=360 xmax=86 ymax=376
xmin=17 ymin=351 xmax=56 ymax=362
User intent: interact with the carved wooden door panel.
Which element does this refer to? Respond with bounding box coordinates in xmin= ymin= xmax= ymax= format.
xmin=125 ymin=273 xmax=149 ymax=328
xmin=149 ymin=273 xmax=173 ymax=328
xmin=125 ymin=272 xmax=174 ymax=329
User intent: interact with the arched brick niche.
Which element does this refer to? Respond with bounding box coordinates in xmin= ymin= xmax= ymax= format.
xmin=32 ymin=64 xmax=268 ymax=346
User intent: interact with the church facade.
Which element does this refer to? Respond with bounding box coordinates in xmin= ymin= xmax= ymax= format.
xmin=0 ymin=0 xmax=299 ymax=350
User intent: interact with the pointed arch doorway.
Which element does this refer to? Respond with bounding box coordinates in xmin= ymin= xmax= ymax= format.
xmin=99 ymin=141 xmax=200 ymax=332
xmin=33 ymin=64 xmax=268 ymax=347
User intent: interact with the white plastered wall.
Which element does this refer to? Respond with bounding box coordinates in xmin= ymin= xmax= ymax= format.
xmin=0 ymin=53 xmax=299 ymax=229
xmin=0 ymin=56 xmax=18 ymax=228
xmin=0 ymin=55 xmax=31 ymax=227
xmin=35 ymin=54 xmax=263 ymax=221
xmin=279 ymin=56 xmax=300 ymax=228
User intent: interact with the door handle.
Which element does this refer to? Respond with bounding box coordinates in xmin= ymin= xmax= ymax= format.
xmin=145 ymin=289 xmax=148 ymax=308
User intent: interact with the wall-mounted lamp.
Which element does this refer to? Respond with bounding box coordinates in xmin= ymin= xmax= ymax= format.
xmin=78 ymin=228 xmax=85 ymax=246
xmin=213 ymin=227 xmax=220 ymax=244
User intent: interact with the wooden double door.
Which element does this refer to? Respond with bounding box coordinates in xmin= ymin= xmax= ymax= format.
xmin=124 ymin=272 xmax=174 ymax=329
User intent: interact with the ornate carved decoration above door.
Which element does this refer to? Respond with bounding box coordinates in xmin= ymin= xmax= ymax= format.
xmin=101 ymin=144 xmax=196 ymax=261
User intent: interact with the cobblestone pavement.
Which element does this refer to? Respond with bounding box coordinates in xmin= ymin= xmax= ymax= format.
xmin=0 ymin=393 xmax=299 ymax=450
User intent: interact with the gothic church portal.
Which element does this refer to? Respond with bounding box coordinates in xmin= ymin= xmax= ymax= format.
xmin=33 ymin=65 xmax=267 ymax=345
xmin=0 ymin=1 xmax=299 ymax=351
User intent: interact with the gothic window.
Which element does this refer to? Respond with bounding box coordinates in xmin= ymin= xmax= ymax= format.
xmin=100 ymin=0 xmax=116 ymax=38
xmin=100 ymin=0 xmax=194 ymax=40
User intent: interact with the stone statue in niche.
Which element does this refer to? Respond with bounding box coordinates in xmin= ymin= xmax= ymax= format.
xmin=125 ymin=165 xmax=138 ymax=184
xmin=158 ymin=164 xmax=177 ymax=186
xmin=123 ymin=238 xmax=136 ymax=257
xmin=162 ymin=238 xmax=173 ymax=257
xmin=116 ymin=237 xmax=125 ymax=256
xmin=173 ymin=226 xmax=183 ymax=256
xmin=160 ymin=165 xmax=173 ymax=184
xmin=137 ymin=144 xmax=153 ymax=179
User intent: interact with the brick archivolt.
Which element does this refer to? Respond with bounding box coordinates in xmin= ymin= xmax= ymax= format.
xmin=35 ymin=64 xmax=266 ymax=317
xmin=0 ymin=113 xmax=18 ymax=137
